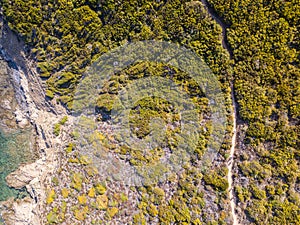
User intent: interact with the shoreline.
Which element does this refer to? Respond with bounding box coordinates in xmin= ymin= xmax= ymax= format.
xmin=0 ymin=17 xmax=67 ymax=224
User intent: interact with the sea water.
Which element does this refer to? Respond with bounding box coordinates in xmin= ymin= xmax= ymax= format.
xmin=0 ymin=128 xmax=35 ymax=201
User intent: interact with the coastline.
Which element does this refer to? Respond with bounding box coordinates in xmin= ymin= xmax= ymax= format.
xmin=0 ymin=16 xmax=67 ymax=225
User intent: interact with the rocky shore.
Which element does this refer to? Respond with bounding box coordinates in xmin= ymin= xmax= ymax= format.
xmin=0 ymin=16 xmax=68 ymax=225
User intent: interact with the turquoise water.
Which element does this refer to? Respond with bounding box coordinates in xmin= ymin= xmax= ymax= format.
xmin=0 ymin=129 xmax=35 ymax=201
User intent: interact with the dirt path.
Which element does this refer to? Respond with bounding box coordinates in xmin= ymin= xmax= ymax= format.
xmin=227 ymin=84 xmax=239 ymax=225
xmin=200 ymin=0 xmax=233 ymax=58
xmin=201 ymin=0 xmax=239 ymax=224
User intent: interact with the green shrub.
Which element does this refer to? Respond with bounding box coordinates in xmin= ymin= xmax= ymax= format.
xmin=46 ymin=189 xmax=56 ymax=204
xmin=53 ymin=123 xmax=61 ymax=136
xmin=46 ymin=210 xmax=59 ymax=224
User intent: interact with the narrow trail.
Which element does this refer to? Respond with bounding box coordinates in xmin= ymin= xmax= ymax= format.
xmin=201 ymin=0 xmax=239 ymax=224
xmin=228 ymin=84 xmax=239 ymax=225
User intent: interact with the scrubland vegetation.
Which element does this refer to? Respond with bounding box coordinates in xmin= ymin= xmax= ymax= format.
xmin=1 ymin=0 xmax=298 ymax=224
xmin=207 ymin=0 xmax=300 ymax=223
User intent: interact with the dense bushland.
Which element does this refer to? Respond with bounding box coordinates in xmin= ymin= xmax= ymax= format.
xmin=2 ymin=0 xmax=298 ymax=224
xmin=206 ymin=0 xmax=300 ymax=223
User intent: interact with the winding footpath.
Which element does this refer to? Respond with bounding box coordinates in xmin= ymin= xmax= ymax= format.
xmin=228 ymin=85 xmax=239 ymax=225
xmin=201 ymin=0 xmax=239 ymax=224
